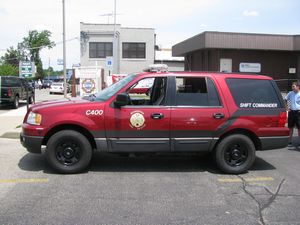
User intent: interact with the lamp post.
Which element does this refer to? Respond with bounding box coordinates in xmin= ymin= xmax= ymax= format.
xmin=62 ymin=0 xmax=67 ymax=98
xmin=113 ymin=0 xmax=117 ymax=75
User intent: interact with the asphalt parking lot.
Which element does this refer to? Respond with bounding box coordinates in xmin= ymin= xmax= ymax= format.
xmin=1 ymin=138 xmax=300 ymax=225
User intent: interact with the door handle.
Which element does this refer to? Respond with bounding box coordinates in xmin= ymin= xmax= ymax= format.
xmin=213 ymin=113 xmax=224 ymax=119
xmin=151 ymin=113 xmax=164 ymax=119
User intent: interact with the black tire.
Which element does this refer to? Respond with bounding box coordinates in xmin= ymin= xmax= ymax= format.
xmin=215 ymin=134 xmax=256 ymax=174
xmin=12 ymin=96 xmax=19 ymax=109
xmin=46 ymin=130 xmax=92 ymax=174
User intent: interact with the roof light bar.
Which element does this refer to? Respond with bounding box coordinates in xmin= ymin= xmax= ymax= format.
xmin=144 ymin=64 xmax=168 ymax=72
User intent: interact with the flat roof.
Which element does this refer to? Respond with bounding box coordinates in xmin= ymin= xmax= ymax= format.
xmin=80 ymin=22 xmax=154 ymax=30
xmin=172 ymin=31 xmax=300 ymax=56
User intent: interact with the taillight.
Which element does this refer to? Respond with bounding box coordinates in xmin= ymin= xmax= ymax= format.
xmin=278 ymin=112 xmax=287 ymax=127
xmin=7 ymin=88 xmax=12 ymax=97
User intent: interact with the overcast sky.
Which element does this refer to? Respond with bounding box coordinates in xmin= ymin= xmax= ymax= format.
xmin=0 ymin=0 xmax=299 ymax=70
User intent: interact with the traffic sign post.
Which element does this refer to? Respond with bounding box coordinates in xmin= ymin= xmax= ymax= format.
xmin=19 ymin=61 xmax=35 ymax=78
xmin=106 ymin=57 xmax=113 ymax=73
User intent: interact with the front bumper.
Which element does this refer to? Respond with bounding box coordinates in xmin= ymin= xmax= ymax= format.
xmin=20 ymin=133 xmax=43 ymax=154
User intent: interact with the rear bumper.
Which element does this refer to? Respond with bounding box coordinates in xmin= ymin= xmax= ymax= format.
xmin=50 ymin=89 xmax=64 ymax=93
xmin=259 ymin=136 xmax=289 ymax=150
xmin=20 ymin=133 xmax=43 ymax=154
xmin=0 ymin=98 xmax=13 ymax=104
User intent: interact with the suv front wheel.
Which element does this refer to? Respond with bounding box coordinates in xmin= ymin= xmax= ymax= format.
xmin=46 ymin=130 xmax=92 ymax=174
xmin=215 ymin=134 xmax=255 ymax=174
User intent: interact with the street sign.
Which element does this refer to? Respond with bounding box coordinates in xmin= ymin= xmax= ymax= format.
xmin=19 ymin=61 xmax=35 ymax=78
xmin=57 ymin=59 xmax=64 ymax=65
xmin=106 ymin=57 xmax=113 ymax=71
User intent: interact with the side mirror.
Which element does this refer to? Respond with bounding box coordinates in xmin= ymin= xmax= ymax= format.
xmin=114 ymin=93 xmax=130 ymax=107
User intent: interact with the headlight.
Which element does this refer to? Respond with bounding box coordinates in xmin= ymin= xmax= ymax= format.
xmin=27 ymin=112 xmax=42 ymax=125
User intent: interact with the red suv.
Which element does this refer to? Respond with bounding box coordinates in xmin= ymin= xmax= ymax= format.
xmin=20 ymin=71 xmax=289 ymax=174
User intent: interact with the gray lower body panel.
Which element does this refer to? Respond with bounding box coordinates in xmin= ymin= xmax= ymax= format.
xmin=172 ymin=138 xmax=215 ymax=152
xmin=95 ymin=137 xmax=218 ymax=152
xmin=259 ymin=136 xmax=289 ymax=150
xmin=108 ymin=138 xmax=170 ymax=152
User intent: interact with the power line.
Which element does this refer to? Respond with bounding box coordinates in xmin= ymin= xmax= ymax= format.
xmin=0 ymin=37 xmax=79 ymax=62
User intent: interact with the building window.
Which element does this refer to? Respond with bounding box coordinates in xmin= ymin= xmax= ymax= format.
xmin=89 ymin=42 xmax=112 ymax=58
xmin=122 ymin=43 xmax=146 ymax=59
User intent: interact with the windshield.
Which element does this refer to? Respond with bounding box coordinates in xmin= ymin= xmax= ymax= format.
xmin=91 ymin=74 xmax=137 ymax=101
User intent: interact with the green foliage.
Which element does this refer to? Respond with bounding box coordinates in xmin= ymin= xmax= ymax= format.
xmin=1 ymin=46 xmax=23 ymax=68
xmin=19 ymin=30 xmax=55 ymax=78
xmin=1 ymin=30 xmax=55 ymax=79
xmin=0 ymin=64 xmax=18 ymax=76
xmin=43 ymin=68 xmax=63 ymax=77
xmin=35 ymin=59 xmax=44 ymax=80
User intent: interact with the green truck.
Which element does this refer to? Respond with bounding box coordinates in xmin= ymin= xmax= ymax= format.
xmin=0 ymin=76 xmax=34 ymax=109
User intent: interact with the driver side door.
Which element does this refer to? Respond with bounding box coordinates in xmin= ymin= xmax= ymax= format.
xmin=105 ymin=76 xmax=171 ymax=152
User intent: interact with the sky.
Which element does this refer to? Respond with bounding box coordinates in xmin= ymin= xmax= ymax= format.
xmin=0 ymin=0 xmax=299 ymax=70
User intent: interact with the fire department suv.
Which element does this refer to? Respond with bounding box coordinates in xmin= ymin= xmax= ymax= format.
xmin=20 ymin=70 xmax=289 ymax=174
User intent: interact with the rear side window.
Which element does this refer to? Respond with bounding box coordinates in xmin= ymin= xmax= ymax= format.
xmin=1 ymin=77 xmax=19 ymax=87
xmin=175 ymin=77 xmax=221 ymax=107
xmin=226 ymin=78 xmax=281 ymax=108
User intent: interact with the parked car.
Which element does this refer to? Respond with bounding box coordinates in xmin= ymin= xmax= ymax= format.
xmin=21 ymin=68 xmax=289 ymax=174
xmin=42 ymin=80 xmax=52 ymax=89
xmin=0 ymin=76 xmax=34 ymax=108
xmin=49 ymin=82 xmax=70 ymax=94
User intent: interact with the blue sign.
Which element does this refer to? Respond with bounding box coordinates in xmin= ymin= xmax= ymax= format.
xmin=106 ymin=57 xmax=113 ymax=70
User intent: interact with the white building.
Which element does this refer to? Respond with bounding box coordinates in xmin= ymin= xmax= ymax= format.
xmin=155 ymin=48 xmax=184 ymax=71
xmin=80 ymin=23 xmax=155 ymax=76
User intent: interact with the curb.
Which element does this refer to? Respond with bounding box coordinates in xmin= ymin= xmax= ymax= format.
xmin=1 ymin=131 xmax=20 ymax=139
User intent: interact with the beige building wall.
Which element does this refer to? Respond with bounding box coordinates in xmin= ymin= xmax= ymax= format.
xmin=80 ymin=23 xmax=155 ymax=76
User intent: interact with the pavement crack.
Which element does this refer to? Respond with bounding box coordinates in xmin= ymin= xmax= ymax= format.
xmin=238 ymin=175 xmax=265 ymax=225
xmin=260 ymin=179 xmax=285 ymax=211
xmin=238 ymin=176 xmax=285 ymax=225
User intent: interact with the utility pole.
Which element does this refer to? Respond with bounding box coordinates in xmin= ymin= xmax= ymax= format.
xmin=62 ymin=0 xmax=67 ymax=98
xmin=48 ymin=58 xmax=50 ymax=80
xmin=113 ymin=0 xmax=117 ymax=74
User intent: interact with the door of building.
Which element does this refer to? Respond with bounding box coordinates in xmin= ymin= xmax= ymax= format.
xmin=220 ymin=58 xmax=232 ymax=73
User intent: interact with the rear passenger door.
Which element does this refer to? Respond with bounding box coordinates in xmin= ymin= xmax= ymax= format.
xmin=170 ymin=76 xmax=229 ymax=152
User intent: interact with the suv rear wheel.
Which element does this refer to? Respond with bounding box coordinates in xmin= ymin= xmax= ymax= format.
xmin=215 ymin=134 xmax=255 ymax=174
xmin=12 ymin=96 xmax=19 ymax=109
xmin=46 ymin=130 xmax=92 ymax=174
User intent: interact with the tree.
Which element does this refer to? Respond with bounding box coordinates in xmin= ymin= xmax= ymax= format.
xmin=1 ymin=46 xmax=23 ymax=68
xmin=0 ymin=64 xmax=18 ymax=76
xmin=19 ymin=30 xmax=55 ymax=79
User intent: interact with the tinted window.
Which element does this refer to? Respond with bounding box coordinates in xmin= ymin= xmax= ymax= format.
xmin=1 ymin=77 xmax=19 ymax=87
xmin=89 ymin=42 xmax=113 ymax=58
xmin=175 ymin=77 xmax=221 ymax=106
xmin=122 ymin=43 xmax=146 ymax=59
xmin=226 ymin=78 xmax=281 ymax=108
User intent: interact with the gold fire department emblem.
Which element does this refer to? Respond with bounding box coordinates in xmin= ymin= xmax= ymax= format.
xmin=130 ymin=111 xmax=145 ymax=129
